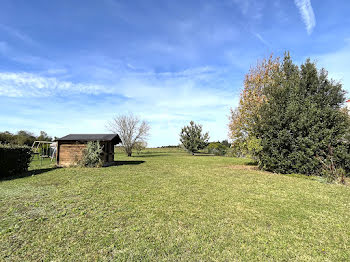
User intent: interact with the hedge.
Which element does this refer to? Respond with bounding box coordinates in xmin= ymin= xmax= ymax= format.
xmin=0 ymin=144 xmax=32 ymax=179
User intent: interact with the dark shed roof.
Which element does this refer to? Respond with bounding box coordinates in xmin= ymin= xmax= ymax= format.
xmin=57 ymin=134 xmax=122 ymax=144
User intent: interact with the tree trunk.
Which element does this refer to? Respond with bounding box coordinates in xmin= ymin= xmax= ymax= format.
xmin=127 ymin=152 xmax=132 ymax=157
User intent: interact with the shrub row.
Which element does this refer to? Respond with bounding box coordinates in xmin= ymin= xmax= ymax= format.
xmin=0 ymin=144 xmax=32 ymax=179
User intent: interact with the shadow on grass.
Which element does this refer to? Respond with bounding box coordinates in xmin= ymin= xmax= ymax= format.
xmin=193 ymin=153 xmax=215 ymax=156
xmin=246 ymin=161 xmax=258 ymax=166
xmin=1 ymin=167 xmax=58 ymax=181
xmin=112 ymin=160 xmax=145 ymax=166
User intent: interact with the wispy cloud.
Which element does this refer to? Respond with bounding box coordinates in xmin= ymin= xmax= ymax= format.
xmin=0 ymin=67 xmax=237 ymax=108
xmin=231 ymin=0 xmax=264 ymax=20
xmin=0 ymin=24 xmax=38 ymax=46
xmin=254 ymin=33 xmax=270 ymax=47
xmin=0 ymin=72 xmax=110 ymax=97
xmin=0 ymin=67 xmax=240 ymax=146
xmin=294 ymin=0 xmax=316 ymax=34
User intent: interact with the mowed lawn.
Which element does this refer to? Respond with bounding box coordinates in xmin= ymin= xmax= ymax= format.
xmin=1 ymin=149 xmax=350 ymax=261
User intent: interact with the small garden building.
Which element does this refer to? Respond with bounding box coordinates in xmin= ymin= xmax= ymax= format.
xmin=56 ymin=134 xmax=122 ymax=167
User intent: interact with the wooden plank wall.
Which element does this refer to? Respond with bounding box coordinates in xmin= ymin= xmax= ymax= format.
xmin=58 ymin=144 xmax=86 ymax=166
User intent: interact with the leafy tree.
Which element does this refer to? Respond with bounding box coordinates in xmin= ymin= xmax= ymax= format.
xmin=180 ymin=121 xmax=209 ymax=154
xmin=0 ymin=131 xmax=16 ymax=144
xmin=15 ymin=130 xmax=36 ymax=146
xmin=107 ymin=113 xmax=150 ymax=157
xmin=228 ymin=55 xmax=280 ymax=157
xmin=221 ymin=140 xmax=231 ymax=148
xmin=255 ymin=53 xmax=349 ymax=179
xmin=0 ymin=130 xmax=53 ymax=146
xmin=37 ymin=131 xmax=52 ymax=141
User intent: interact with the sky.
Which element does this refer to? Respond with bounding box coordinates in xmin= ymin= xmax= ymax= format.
xmin=0 ymin=0 xmax=350 ymax=147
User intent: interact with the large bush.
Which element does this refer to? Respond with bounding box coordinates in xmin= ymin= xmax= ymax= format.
xmin=80 ymin=141 xmax=103 ymax=167
xmin=207 ymin=142 xmax=228 ymax=156
xmin=0 ymin=144 xmax=32 ymax=178
xmin=255 ymin=53 xmax=349 ymax=179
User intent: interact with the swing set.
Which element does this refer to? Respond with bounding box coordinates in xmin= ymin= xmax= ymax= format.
xmin=31 ymin=141 xmax=57 ymax=162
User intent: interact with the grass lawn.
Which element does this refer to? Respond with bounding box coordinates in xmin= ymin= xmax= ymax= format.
xmin=1 ymin=148 xmax=350 ymax=261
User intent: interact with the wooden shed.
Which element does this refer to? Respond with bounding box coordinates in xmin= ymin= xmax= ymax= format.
xmin=56 ymin=134 xmax=122 ymax=167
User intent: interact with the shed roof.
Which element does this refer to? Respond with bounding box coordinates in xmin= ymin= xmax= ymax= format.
xmin=57 ymin=134 xmax=122 ymax=144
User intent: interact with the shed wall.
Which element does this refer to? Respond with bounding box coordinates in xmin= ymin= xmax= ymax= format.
xmin=57 ymin=141 xmax=115 ymax=166
xmin=58 ymin=144 xmax=86 ymax=166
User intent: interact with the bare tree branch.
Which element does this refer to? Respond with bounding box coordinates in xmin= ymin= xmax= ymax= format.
xmin=106 ymin=113 xmax=150 ymax=156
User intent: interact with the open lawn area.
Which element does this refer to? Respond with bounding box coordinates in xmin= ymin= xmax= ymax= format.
xmin=1 ymin=148 xmax=350 ymax=261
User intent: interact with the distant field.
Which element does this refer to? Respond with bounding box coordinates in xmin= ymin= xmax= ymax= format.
xmin=1 ymin=149 xmax=349 ymax=261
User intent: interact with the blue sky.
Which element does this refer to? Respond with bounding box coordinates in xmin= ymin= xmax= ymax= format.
xmin=0 ymin=0 xmax=349 ymax=146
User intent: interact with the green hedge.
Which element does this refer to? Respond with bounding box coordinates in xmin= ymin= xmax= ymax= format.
xmin=0 ymin=144 xmax=32 ymax=179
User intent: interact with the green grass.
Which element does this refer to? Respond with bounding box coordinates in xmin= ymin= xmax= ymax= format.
xmin=1 ymin=148 xmax=349 ymax=261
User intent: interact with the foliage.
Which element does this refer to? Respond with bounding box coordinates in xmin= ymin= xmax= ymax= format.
xmin=255 ymin=53 xmax=349 ymax=177
xmin=80 ymin=141 xmax=103 ymax=167
xmin=207 ymin=142 xmax=228 ymax=156
xmin=134 ymin=141 xmax=147 ymax=154
xmin=1 ymin=150 xmax=350 ymax=261
xmin=159 ymin=145 xmax=181 ymax=148
xmin=0 ymin=144 xmax=32 ymax=178
xmin=0 ymin=131 xmax=16 ymax=144
xmin=317 ymin=147 xmax=346 ymax=184
xmin=180 ymin=121 xmax=209 ymax=154
xmin=221 ymin=140 xmax=231 ymax=148
xmin=36 ymin=131 xmax=53 ymax=142
xmin=0 ymin=130 xmax=52 ymax=146
xmin=229 ymin=55 xmax=281 ymax=156
xmin=13 ymin=130 xmax=36 ymax=146
xmin=107 ymin=113 xmax=150 ymax=157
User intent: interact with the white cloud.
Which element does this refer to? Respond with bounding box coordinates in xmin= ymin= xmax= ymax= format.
xmin=0 ymin=67 xmax=241 ymax=146
xmin=0 ymin=67 xmax=236 ymax=108
xmin=0 ymin=72 xmax=110 ymax=97
xmin=294 ymin=0 xmax=316 ymax=34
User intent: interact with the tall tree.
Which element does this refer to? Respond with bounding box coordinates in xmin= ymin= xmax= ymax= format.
xmin=15 ymin=130 xmax=36 ymax=146
xmin=107 ymin=113 xmax=150 ymax=157
xmin=37 ymin=131 xmax=52 ymax=141
xmin=256 ymin=53 xmax=349 ymax=176
xmin=228 ymin=55 xmax=281 ymax=156
xmin=180 ymin=121 xmax=209 ymax=154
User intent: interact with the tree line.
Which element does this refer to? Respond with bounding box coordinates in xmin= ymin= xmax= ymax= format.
xmin=0 ymin=130 xmax=53 ymax=146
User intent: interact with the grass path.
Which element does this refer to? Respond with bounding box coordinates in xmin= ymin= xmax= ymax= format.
xmin=1 ymin=149 xmax=349 ymax=261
